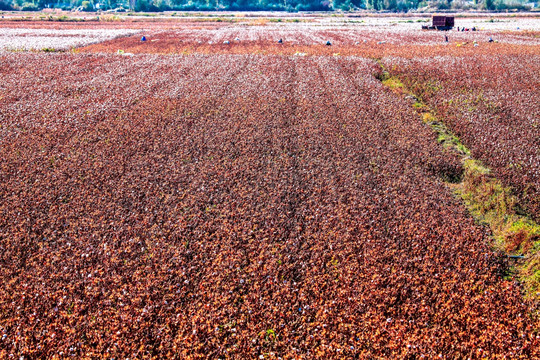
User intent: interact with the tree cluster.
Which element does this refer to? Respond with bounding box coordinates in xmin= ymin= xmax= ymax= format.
xmin=1 ymin=0 xmax=537 ymax=12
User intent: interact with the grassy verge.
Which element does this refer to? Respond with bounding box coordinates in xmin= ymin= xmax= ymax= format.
xmin=377 ymin=68 xmax=540 ymax=302
xmin=456 ymin=159 xmax=540 ymax=300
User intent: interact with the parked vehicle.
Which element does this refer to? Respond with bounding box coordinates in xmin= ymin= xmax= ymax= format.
xmin=422 ymin=15 xmax=454 ymax=31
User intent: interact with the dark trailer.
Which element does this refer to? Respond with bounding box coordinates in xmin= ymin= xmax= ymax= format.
xmin=422 ymin=15 xmax=455 ymax=31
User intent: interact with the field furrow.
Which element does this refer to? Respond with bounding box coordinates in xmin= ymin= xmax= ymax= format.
xmin=1 ymin=53 xmax=538 ymax=359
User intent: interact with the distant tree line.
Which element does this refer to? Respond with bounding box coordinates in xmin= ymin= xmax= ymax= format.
xmin=0 ymin=0 xmax=536 ymax=12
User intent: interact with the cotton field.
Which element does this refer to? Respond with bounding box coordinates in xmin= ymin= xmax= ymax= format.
xmin=0 ymin=28 xmax=140 ymax=51
xmin=0 ymin=13 xmax=539 ymax=360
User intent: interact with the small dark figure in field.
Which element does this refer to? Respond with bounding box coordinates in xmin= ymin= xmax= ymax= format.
xmin=445 ymin=35 xmax=449 ymax=42
xmin=278 ymin=39 xmax=283 ymax=44
xmin=326 ymin=41 xmax=332 ymax=46
xmin=141 ymin=36 xmax=146 ymax=42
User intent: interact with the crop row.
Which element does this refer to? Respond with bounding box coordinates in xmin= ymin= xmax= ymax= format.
xmin=77 ymin=26 xmax=539 ymax=58
xmin=2 ymin=18 xmax=538 ymax=55
xmin=1 ymin=53 xmax=538 ymax=358
xmin=385 ymin=53 xmax=540 ymax=222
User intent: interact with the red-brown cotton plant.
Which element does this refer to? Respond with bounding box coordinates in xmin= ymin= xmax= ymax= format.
xmin=0 ymin=52 xmax=538 ymax=359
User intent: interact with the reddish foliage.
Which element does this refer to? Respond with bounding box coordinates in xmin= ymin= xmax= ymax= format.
xmin=387 ymin=54 xmax=540 ymax=221
xmin=0 ymin=52 xmax=538 ymax=359
xmin=80 ymin=35 xmax=540 ymax=59
xmin=69 ymin=20 xmax=540 ymax=58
